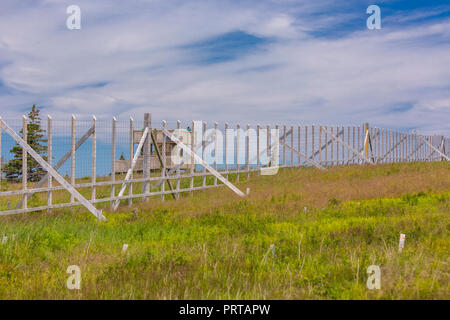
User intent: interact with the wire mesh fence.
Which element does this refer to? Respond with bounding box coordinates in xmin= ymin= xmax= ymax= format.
xmin=0 ymin=113 xmax=448 ymax=218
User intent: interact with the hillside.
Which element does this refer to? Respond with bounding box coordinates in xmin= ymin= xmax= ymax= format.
xmin=0 ymin=162 xmax=449 ymax=299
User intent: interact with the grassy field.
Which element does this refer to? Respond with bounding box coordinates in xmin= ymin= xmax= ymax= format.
xmin=0 ymin=161 xmax=449 ymax=299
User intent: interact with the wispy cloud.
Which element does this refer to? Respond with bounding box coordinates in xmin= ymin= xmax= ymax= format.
xmin=0 ymin=0 xmax=449 ymax=135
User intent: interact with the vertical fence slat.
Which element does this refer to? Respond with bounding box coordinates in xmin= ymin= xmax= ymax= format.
xmin=346 ymin=126 xmax=351 ymax=164
xmin=267 ymin=124 xmax=270 ymax=171
xmin=352 ymin=126 xmax=355 ymax=164
xmin=143 ymin=113 xmax=151 ymax=201
xmin=246 ymin=123 xmax=250 ymax=179
xmin=319 ymin=126 xmax=322 ymax=165
xmin=177 ymin=120 xmax=181 ymax=197
xmin=257 ymin=124 xmax=260 ymax=172
xmin=330 ymin=126 xmax=334 ymax=165
xmin=236 ymin=123 xmax=240 ymax=182
xmin=190 ymin=120 xmax=195 ymax=195
xmin=111 ymin=117 xmax=116 ymax=208
xmin=305 ymin=125 xmax=308 ymax=162
xmin=290 ymin=125 xmax=294 ymax=167
xmin=275 ymin=124 xmax=279 ymax=169
xmin=47 ymin=115 xmax=52 ymax=212
xmin=70 ymin=115 xmax=75 ymax=204
xmin=214 ymin=122 xmax=219 ymax=184
xmin=128 ymin=117 xmax=133 ymax=206
xmin=324 ymin=126 xmax=328 ymax=166
xmin=22 ymin=115 xmax=28 ymax=210
xmin=341 ymin=125 xmax=345 ymax=165
xmin=283 ymin=125 xmax=286 ymax=167
xmin=225 ymin=123 xmax=229 ymax=180
xmin=311 ymin=125 xmax=315 ymax=164
xmin=335 ymin=125 xmax=339 ymax=166
xmin=0 ymin=120 xmax=2 ymax=188
xmin=91 ymin=116 xmax=97 ymax=203
xmin=161 ymin=120 xmax=166 ymax=200
xmin=202 ymin=121 xmax=207 ymax=186
xmin=298 ymin=125 xmax=301 ymax=166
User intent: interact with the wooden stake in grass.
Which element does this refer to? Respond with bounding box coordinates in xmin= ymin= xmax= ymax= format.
xmin=2 ymin=236 xmax=7 ymax=244
xmin=399 ymin=234 xmax=406 ymax=252
xmin=122 ymin=244 xmax=128 ymax=254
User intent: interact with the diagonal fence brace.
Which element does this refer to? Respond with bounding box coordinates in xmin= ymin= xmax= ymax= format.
xmin=311 ymin=128 xmax=344 ymax=161
xmin=322 ymin=127 xmax=374 ymax=164
xmin=162 ymin=127 xmax=246 ymax=197
xmin=0 ymin=117 xmax=105 ymax=220
xmin=113 ymin=127 xmax=149 ymax=211
xmin=285 ymin=143 xmax=326 ymax=170
xmin=419 ymin=135 xmax=449 ymax=161
xmin=15 ymin=125 xmax=95 ymax=209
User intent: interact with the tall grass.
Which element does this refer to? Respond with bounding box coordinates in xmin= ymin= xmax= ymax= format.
xmin=0 ymin=162 xmax=448 ymax=299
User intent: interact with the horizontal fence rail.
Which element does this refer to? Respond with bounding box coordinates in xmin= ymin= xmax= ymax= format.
xmin=0 ymin=113 xmax=448 ymax=218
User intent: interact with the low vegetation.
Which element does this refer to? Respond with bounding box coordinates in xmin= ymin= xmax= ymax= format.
xmin=0 ymin=161 xmax=449 ymax=299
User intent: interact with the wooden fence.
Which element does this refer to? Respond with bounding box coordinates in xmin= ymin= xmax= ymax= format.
xmin=0 ymin=113 xmax=448 ymax=220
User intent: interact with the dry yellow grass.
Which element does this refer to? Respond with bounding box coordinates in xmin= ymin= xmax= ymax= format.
xmin=0 ymin=161 xmax=448 ymax=299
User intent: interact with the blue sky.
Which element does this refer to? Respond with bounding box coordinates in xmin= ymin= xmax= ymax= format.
xmin=0 ymin=0 xmax=449 ymax=135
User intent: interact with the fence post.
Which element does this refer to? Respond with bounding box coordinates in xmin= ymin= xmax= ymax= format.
xmin=335 ymin=125 xmax=339 ymax=165
xmin=190 ymin=120 xmax=195 ymax=196
xmin=177 ymin=120 xmax=181 ymax=197
xmin=414 ymin=132 xmax=417 ymax=161
xmin=364 ymin=123 xmax=369 ymax=163
xmin=341 ymin=125 xmax=345 ymax=165
xmin=402 ymin=133 xmax=405 ymax=162
xmin=214 ymin=122 xmax=219 ymax=185
xmin=128 ymin=117 xmax=133 ymax=206
xmin=90 ymin=116 xmax=96 ymax=203
xmin=319 ymin=126 xmax=322 ymax=165
xmin=143 ymin=113 xmax=151 ymax=201
xmin=267 ymin=124 xmax=270 ymax=171
xmin=275 ymin=124 xmax=279 ymax=170
xmin=352 ymin=126 xmax=355 ymax=164
xmin=305 ymin=125 xmax=308 ymax=162
xmin=246 ymin=123 xmax=250 ymax=179
xmin=283 ymin=125 xmax=286 ymax=167
xmin=390 ymin=129 xmax=393 ymax=163
xmin=47 ymin=115 xmax=52 ymax=212
xmin=70 ymin=115 xmax=76 ymax=204
xmin=111 ymin=117 xmax=116 ymax=208
xmin=330 ymin=126 xmax=334 ymax=166
xmin=257 ymin=124 xmax=260 ymax=172
xmin=0 ymin=119 xmax=2 ymax=188
xmin=161 ymin=120 xmax=166 ymax=200
xmin=225 ymin=123 xmax=229 ymax=180
xmin=298 ymin=125 xmax=301 ymax=166
xmin=346 ymin=126 xmax=351 ymax=164
xmin=290 ymin=125 xmax=294 ymax=167
xmin=236 ymin=123 xmax=240 ymax=182
xmin=311 ymin=125 xmax=315 ymax=164
xmin=384 ymin=129 xmax=387 ymax=163
xmin=202 ymin=121 xmax=207 ymax=186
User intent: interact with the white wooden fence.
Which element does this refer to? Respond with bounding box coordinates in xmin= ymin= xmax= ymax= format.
xmin=0 ymin=113 xmax=448 ymax=220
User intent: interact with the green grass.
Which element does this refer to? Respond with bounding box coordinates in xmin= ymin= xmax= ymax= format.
xmin=0 ymin=162 xmax=449 ymax=299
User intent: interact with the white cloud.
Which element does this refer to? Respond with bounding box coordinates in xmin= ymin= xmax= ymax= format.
xmin=0 ymin=0 xmax=448 ymax=137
